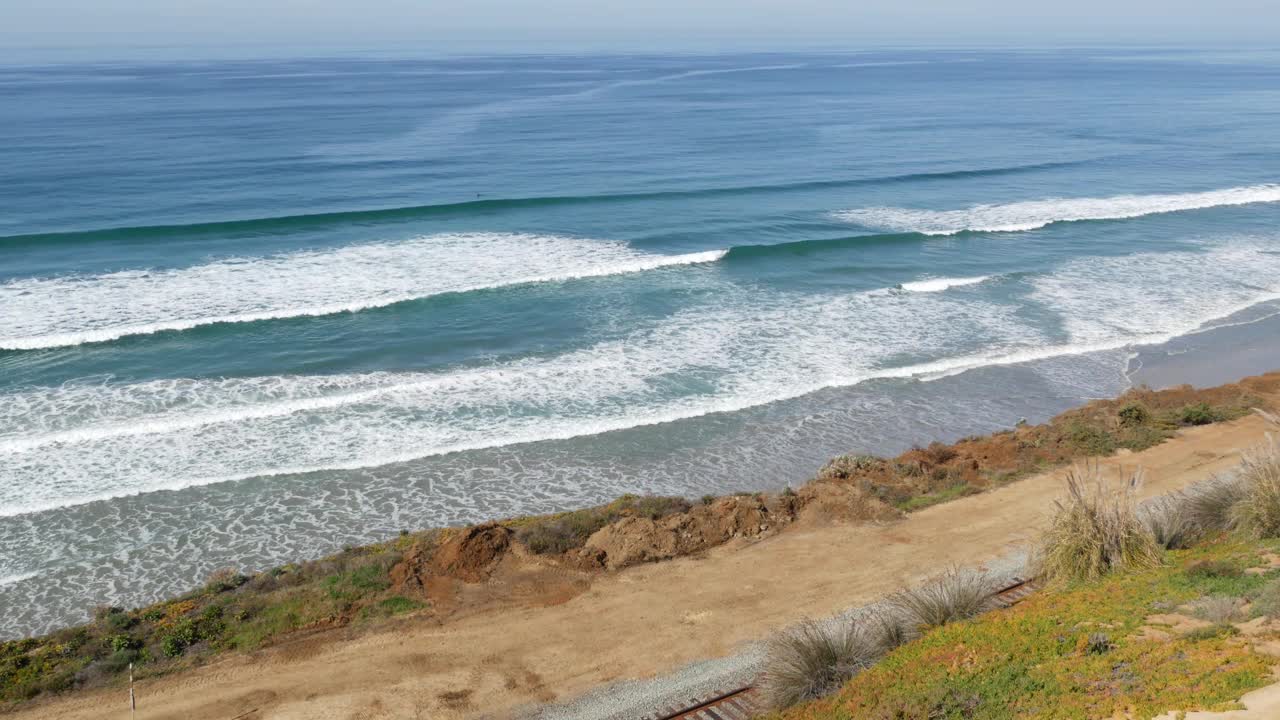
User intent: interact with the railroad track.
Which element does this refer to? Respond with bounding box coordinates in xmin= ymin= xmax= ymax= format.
xmin=650 ymin=576 xmax=1038 ymax=719
xmin=648 ymin=685 xmax=761 ymax=720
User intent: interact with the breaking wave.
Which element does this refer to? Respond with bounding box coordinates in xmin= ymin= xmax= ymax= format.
xmin=0 ymin=233 xmax=725 ymax=350
xmin=835 ymin=184 xmax=1280 ymax=235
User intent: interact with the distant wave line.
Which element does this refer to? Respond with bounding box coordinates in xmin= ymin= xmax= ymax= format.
xmin=0 ymin=160 xmax=1094 ymax=246
xmin=836 ymin=183 xmax=1280 ymax=235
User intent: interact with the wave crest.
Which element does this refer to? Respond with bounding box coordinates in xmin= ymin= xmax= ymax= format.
xmin=835 ymin=184 xmax=1280 ymax=235
xmin=0 ymin=234 xmax=725 ymax=350
xmin=900 ymin=276 xmax=991 ymax=292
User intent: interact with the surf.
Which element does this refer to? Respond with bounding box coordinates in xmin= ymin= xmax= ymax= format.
xmin=6 ymin=242 xmax=1280 ymax=518
xmin=0 ymin=234 xmax=726 ymax=351
xmin=835 ymin=184 xmax=1280 ymax=235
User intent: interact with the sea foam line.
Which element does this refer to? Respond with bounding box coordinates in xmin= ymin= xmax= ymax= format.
xmin=0 ymin=234 xmax=726 ymax=351
xmin=835 ymin=183 xmax=1280 ymax=236
xmin=900 ymin=276 xmax=991 ymax=292
xmin=0 ymin=571 xmax=38 ymax=587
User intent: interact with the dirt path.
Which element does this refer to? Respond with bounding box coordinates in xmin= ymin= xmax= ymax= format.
xmin=12 ymin=412 xmax=1275 ymax=720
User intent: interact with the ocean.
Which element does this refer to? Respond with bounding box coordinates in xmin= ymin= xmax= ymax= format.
xmin=3 ymin=47 xmax=1280 ymax=637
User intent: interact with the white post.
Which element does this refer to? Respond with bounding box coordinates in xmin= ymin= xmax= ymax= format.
xmin=129 ymin=662 xmax=136 ymax=717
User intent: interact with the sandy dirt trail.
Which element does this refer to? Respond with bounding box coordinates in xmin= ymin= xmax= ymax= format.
xmin=11 ymin=412 xmax=1276 ymax=720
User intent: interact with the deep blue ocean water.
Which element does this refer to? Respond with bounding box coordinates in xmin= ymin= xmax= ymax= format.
xmin=3 ymin=47 xmax=1280 ymax=636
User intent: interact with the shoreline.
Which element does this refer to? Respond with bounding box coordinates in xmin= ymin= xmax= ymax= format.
xmin=4 ymin=369 xmax=1278 ymax=716
xmin=8 ymin=374 xmax=1278 ymax=719
xmin=12 ymin=300 xmax=1280 ymax=637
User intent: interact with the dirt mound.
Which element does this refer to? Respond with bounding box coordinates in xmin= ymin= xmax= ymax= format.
xmin=389 ymin=544 xmax=434 ymax=595
xmin=795 ymin=483 xmax=901 ymax=524
xmin=391 ymin=523 xmax=513 ymax=595
xmin=580 ymin=494 xmax=812 ymax=570
xmin=431 ymin=523 xmax=512 ymax=583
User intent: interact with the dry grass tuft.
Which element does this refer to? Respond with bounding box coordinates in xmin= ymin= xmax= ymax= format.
xmin=1229 ymin=435 xmax=1280 ymax=539
xmin=1189 ymin=595 xmax=1247 ymax=624
xmin=1182 ymin=474 xmax=1248 ymax=535
xmin=1140 ymin=494 xmax=1202 ymax=550
xmin=1037 ymin=466 xmax=1162 ymax=583
xmin=886 ymin=566 xmax=995 ymax=631
xmin=760 ymin=618 xmax=883 ymax=710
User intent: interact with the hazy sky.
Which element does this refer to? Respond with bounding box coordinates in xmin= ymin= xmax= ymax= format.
xmin=4 ymin=0 xmax=1279 ymax=51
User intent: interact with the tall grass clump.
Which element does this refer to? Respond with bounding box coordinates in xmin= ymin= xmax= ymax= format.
xmin=760 ymin=618 xmax=883 ymax=710
xmin=1037 ymin=467 xmax=1161 ymax=583
xmin=886 ymin=566 xmax=995 ymax=630
xmin=1182 ymin=474 xmax=1248 ymax=535
xmin=1140 ymin=494 xmax=1202 ymax=550
xmin=1228 ymin=434 xmax=1280 ymax=538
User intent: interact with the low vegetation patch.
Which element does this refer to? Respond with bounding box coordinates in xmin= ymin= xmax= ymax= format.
xmin=814 ymin=380 xmax=1263 ymax=515
xmin=772 ymin=538 xmax=1280 ymax=720
xmin=0 ymin=538 xmax=424 ymax=704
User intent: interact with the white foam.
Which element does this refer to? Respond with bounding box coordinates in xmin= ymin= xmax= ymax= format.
xmin=0 ymin=571 xmax=37 ymax=587
xmin=6 ymin=241 xmax=1280 ymax=518
xmin=900 ymin=276 xmax=991 ymax=292
xmin=1031 ymin=244 xmax=1280 ymax=347
xmin=835 ymin=184 xmax=1280 ymax=235
xmin=0 ymin=234 xmax=726 ymax=350
xmin=0 ymin=286 xmax=1041 ymax=517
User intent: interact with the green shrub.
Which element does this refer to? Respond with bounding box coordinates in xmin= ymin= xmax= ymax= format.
xmin=203 ymin=568 xmax=249 ymax=595
xmin=108 ymin=635 xmax=139 ymax=653
xmin=895 ymin=483 xmax=977 ymax=512
xmin=1037 ymin=468 xmax=1161 ymax=583
xmin=160 ymin=620 xmax=198 ymax=658
xmin=1065 ymin=423 xmax=1117 ymax=456
xmin=99 ymin=649 xmax=140 ymax=674
xmin=1180 ymin=403 xmax=1220 ymax=426
xmin=1118 ymin=403 xmax=1151 ymax=427
xmin=376 ymin=596 xmax=424 ymax=616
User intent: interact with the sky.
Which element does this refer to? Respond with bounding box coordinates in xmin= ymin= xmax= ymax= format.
xmin=3 ymin=0 xmax=1279 ymax=52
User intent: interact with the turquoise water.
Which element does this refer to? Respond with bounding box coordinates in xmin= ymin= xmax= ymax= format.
xmin=3 ymin=48 xmax=1280 ymax=636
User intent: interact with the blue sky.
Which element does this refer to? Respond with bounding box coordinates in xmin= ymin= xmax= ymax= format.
xmin=4 ymin=0 xmax=1278 ymax=51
